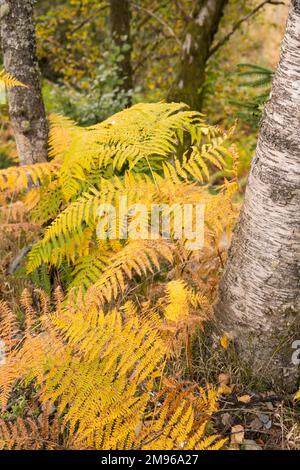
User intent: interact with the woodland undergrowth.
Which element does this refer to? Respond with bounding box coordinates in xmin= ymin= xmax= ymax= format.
xmin=2 ymin=72 xmax=294 ymax=450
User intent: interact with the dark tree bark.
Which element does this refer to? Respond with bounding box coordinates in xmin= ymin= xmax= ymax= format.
xmin=168 ymin=0 xmax=228 ymax=110
xmin=110 ymin=0 xmax=133 ymax=107
xmin=216 ymin=0 xmax=300 ymax=391
xmin=0 ymin=0 xmax=48 ymax=165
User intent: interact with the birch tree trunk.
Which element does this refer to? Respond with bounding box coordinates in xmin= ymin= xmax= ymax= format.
xmin=168 ymin=0 xmax=228 ymax=110
xmin=110 ymin=0 xmax=133 ymax=107
xmin=216 ymin=0 xmax=300 ymax=390
xmin=0 ymin=0 xmax=48 ymax=165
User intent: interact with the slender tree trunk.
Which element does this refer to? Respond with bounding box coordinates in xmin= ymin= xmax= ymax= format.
xmin=168 ymin=0 xmax=228 ymax=110
xmin=110 ymin=0 xmax=133 ymax=107
xmin=0 ymin=0 xmax=48 ymax=165
xmin=216 ymin=0 xmax=300 ymax=390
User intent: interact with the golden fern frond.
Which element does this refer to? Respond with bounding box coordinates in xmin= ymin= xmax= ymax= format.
xmin=164 ymin=280 xmax=191 ymax=323
xmin=24 ymin=171 xmax=182 ymax=270
xmin=1 ymin=102 xmax=239 ymax=312
xmin=48 ymin=113 xmax=78 ymax=159
xmin=87 ymin=239 xmax=174 ymax=304
xmin=163 ymin=135 xmax=232 ymax=184
xmin=28 ymin=180 xmax=64 ymax=224
xmin=0 ymin=301 xmax=22 ymax=409
xmin=203 ymin=180 xmax=239 ymax=247
xmin=53 ymin=102 xmax=215 ymax=201
xmin=0 ymin=294 xmax=166 ymax=449
xmin=0 ymin=70 xmax=27 ymax=89
xmin=0 ymin=160 xmax=61 ymax=194
xmin=0 ymin=286 xmax=225 ymax=450
xmin=25 ymin=172 xmax=155 ymax=271
xmin=0 ymin=201 xmax=29 ymax=224
xmin=25 ymin=169 xmax=238 ymax=294
xmin=163 ymin=279 xmax=209 ymax=329
xmin=138 ymin=385 xmax=226 ymax=450
xmin=70 ymin=248 xmax=111 ymax=292
xmin=0 ymin=301 xmax=20 ymax=354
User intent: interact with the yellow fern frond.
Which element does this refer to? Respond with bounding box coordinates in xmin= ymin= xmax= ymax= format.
xmin=0 ymin=285 xmax=225 ymax=451
xmin=138 ymin=385 xmax=226 ymax=450
xmin=294 ymin=389 xmax=300 ymax=401
xmin=48 ymin=113 xmax=79 ymax=159
xmin=0 ymin=160 xmax=61 ymax=194
xmin=88 ymin=239 xmax=174 ymax=304
xmin=0 ymin=70 xmax=27 ymax=89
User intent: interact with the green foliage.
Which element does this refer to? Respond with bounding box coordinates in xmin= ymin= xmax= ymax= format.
xmin=231 ymin=63 xmax=273 ymax=128
xmin=28 ymin=265 xmax=51 ymax=297
xmin=0 ymin=154 xmax=15 ymax=170
xmin=44 ymin=41 xmax=135 ymax=125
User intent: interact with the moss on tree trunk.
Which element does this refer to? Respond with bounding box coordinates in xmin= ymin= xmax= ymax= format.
xmin=168 ymin=0 xmax=228 ymax=110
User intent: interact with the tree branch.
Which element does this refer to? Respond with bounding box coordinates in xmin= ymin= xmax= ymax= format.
xmin=131 ymin=2 xmax=181 ymax=46
xmin=208 ymin=0 xmax=285 ymax=58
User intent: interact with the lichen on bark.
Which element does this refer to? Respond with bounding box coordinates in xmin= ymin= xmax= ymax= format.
xmin=168 ymin=0 xmax=228 ymax=110
xmin=0 ymin=0 xmax=48 ymax=165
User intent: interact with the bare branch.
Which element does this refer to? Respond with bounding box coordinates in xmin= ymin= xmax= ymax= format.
xmin=131 ymin=2 xmax=182 ymax=46
xmin=208 ymin=0 xmax=285 ymax=58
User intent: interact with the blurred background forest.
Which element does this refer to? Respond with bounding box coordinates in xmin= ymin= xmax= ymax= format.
xmin=0 ymin=0 xmax=288 ymax=175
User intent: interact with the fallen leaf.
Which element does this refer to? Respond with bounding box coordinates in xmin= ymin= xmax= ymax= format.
xmin=237 ymin=394 xmax=251 ymax=404
xmin=258 ymin=413 xmax=269 ymax=424
xmin=249 ymin=417 xmax=263 ymax=431
xmin=243 ymin=439 xmax=262 ymax=451
xmin=258 ymin=413 xmax=272 ymax=429
xmin=218 ymin=372 xmax=230 ymax=386
xmin=265 ymin=420 xmax=272 ymax=430
xmin=218 ymin=384 xmax=232 ymax=396
xmin=220 ymin=334 xmax=229 ymax=350
xmin=221 ymin=412 xmax=232 ymax=428
xmin=231 ymin=425 xmax=244 ymax=445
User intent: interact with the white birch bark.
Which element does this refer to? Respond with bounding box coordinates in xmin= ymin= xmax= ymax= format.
xmin=216 ymin=0 xmax=300 ymax=390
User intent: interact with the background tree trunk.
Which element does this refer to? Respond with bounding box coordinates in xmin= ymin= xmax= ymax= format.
xmin=110 ymin=0 xmax=133 ymax=107
xmin=0 ymin=0 xmax=48 ymax=165
xmin=216 ymin=0 xmax=300 ymax=390
xmin=168 ymin=0 xmax=228 ymax=110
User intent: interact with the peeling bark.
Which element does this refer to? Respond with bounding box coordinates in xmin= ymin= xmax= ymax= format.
xmin=110 ymin=0 xmax=133 ymax=107
xmin=216 ymin=1 xmax=300 ymax=390
xmin=0 ymin=0 xmax=48 ymax=165
xmin=168 ymin=0 xmax=228 ymax=110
